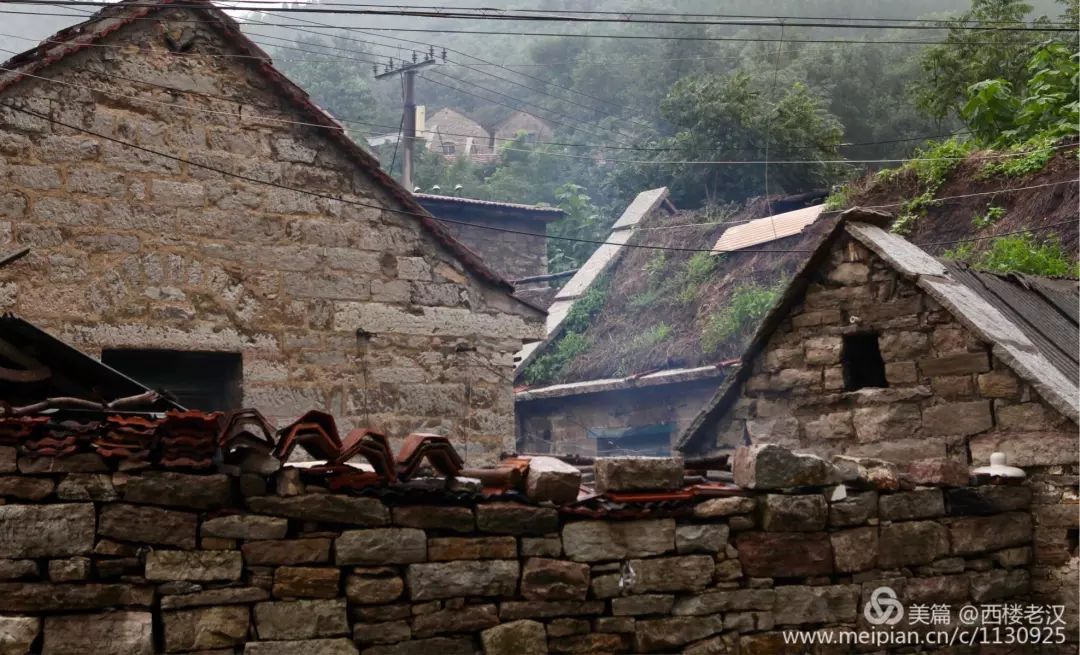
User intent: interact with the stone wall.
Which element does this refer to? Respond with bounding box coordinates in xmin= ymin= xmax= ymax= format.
xmin=700 ymin=232 xmax=1079 ymax=634
xmin=0 ymin=445 xmax=1042 ymax=654
xmin=441 ymin=214 xmax=546 ymax=282
xmin=0 ymin=6 xmax=542 ymax=463
xmin=424 ymin=108 xmax=491 ymax=156
xmin=492 ymin=112 xmax=553 ymax=146
xmin=517 ymin=377 xmax=722 ymax=457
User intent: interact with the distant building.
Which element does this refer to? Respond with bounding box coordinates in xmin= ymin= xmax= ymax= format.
xmin=492 ymin=111 xmax=554 ymax=148
xmin=415 ymin=194 xmax=563 ymax=283
xmin=424 ymin=108 xmax=491 ymax=158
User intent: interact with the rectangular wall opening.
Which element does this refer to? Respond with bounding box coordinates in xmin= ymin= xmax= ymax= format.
xmin=841 ymin=333 xmax=888 ymax=391
xmin=101 ymin=349 xmax=242 ymax=411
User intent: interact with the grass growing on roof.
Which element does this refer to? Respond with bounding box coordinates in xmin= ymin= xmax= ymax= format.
xmin=700 ymin=282 xmax=784 ymax=355
xmin=943 ymin=234 xmax=1079 ymax=277
xmin=522 ymin=278 xmax=609 ymax=386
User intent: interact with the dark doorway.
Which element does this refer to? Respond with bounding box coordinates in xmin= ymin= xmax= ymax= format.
xmin=102 ymin=349 xmax=242 ymax=411
xmin=841 ymin=333 xmax=888 ymax=391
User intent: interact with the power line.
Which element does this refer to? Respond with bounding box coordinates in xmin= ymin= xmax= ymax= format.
xmin=14 ymin=1 xmax=1077 ymax=32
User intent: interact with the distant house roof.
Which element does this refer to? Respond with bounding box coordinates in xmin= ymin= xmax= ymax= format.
xmin=0 ymin=0 xmax=525 ymax=300
xmin=0 ymin=315 xmax=181 ymax=411
xmin=415 ymin=194 xmax=565 ymax=224
xmin=712 ymin=204 xmax=824 ymax=253
xmin=678 ymin=211 xmax=1080 ymax=452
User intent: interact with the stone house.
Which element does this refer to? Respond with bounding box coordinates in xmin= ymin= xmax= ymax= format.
xmin=414 ymin=193 xmax=563 ymax=283
xmin=491 ymin=111 xmax=553 ymax=147
xmin=422 ymin=107 xmax=491 ymax=158
xmin=0 ymin=0 xmax=545 ymax=463
xmin=678 ymin=209 xmax=1079 ymax=629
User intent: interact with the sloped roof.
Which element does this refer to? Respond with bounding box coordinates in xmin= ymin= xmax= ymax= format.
xmin=712 ymin=204 xmax=823 ymax=253
xmin=415 ymin=194 xmax=565 ymax=223
xmin=678 ymin=211 xmax=1080 ymax=452
xmin=0 ymin=0 xmax=524 ymax=301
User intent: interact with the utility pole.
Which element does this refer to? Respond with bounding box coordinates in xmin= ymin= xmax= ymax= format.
xmin=375 ymin=49 xmax=443 ymax=191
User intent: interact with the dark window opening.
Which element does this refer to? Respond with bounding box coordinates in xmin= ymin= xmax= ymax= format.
xmin=441 ymin=143 xmax=456 ymax=155
xmin=842 ymin=333 xmax=888 ymax=391
xmin=1068 ymin=528 xmax=1078 ymax=557
xmin=593 ymin=423 xmax=672 ymax=457
xmin=101 ymin=349 xmax=242 ymax=411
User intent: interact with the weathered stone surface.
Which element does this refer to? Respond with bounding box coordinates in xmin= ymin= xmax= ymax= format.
xmin=411 ymin=604 xmax=498 ymax=637
xmin=345 ymin=569 xmax=403 ymax=605
xmin=273 ymin=566 xmax=341 ymax=598
xmin=480 ymin=619 xmax=547 ymax=655
xmin=0 ymin=583 xmax=153 ymax=612
xmin=357 ymin=636 xmax=473 ymax=655
xmin=123 ymin=472 xmax=231 ymax=509
xmin=829 ymin=491 xmax=877 ymax=527
xmin=878 ymin=521 xmax=949 ymax=568
xmin=99 ymin=504 xmax=197 ymax=549
xmin=549 ymin=633 xmax=630 ymax=653
xmin=248 ymin=495 xmax=389 ymax=526
xmin=905 ymin=575 xmax=970 ymax=603
xmin=0 ymin=559 xmax=38 ymax=581
xmin=918 ymin=352 xmax=990 ymax=377
xmin=352 ymin=619 xmax=410 ymax=645
xmin=945 ymin=486 xmax=1031 ymax=516
xmin=253 ymin=599 xmax=348 ymax=640
xmin=906 ymin=458 xmax=970 ymax=487
xmin=498 ymin=600 xmax=605 ymax=620
xmin=428 ymin=536 xmax=516 ymax=561
xmin=146 ymin=550 xmax=243 ymax=582
xmin=163 ymin=606 xmax=249 ymax=652
xmin=335 ymin=528 xmax=426 ymax=565
xmin=832 ymin=456 xmax=901 ymax=491
xmin=0 ymin=475 xmax=54 ymax=500
xmin=0 ymin=446 xmax=15 ymax=473
xmin=48 ymin=557 xmax=91 ymax=582
xmin=634 ymin=615 xmax=723 ymax=652
xmin=830 ymin=527 xmax=878 ymax=573
xmin=0 ymin=616 xmax=39 ymax=654
xmin=202 ymin=515 xmax=288 ymax=540
xmin=852 ymin=405 xmax=922 ymax=444
xmin=520 ymin=558 xmax=589 ymax=601
xmin=56 ymin=473 xmax=118 ymax=501
xmin=878 ymin=489 xmax=945 ymax=521
xmin=675 ymin=524 xmax=729 ymax=553
xmin=970 ymin=569 xmax=1029 ymax=602
xmin=629 ymin=555 xmax=714 ymax=593
xmin=922 ymin=401 xmax=993 ymax=436
xmin=773 ymin=585 xmax=860 ymax=625
xmin=242 ymin=539 xmax=331 ymax=566
xmin=475 ymin=503 xmax=558 ymax=535
xmin=561 ymin=519 xmax=675 ymax=562
xmin=520 ymin=535 xmax=561 ymax=558
xmin=406 ymin=560 xmax=519 ymax=600
xmin=672 ymin=589 xmax=776 ymax=616
xmin=244 ymin=639 xmax=358 ymax=655
xmin=949 ymin=512 xmax=1032 ymax=555
xmin=732 ymin=444 xmax=839 ymax=489
xmin=18 ymin=454 xmax=107 ymax=473
xmin=735 ymin=532 xmax=833 ymax=577
xmin=160 ymin=587 xmax=269 ymax=610
xmin=545 ymin=618 xmax=589 ymax=638
xmin=525 ymin=456 xmax=582 ymax=504
xmin=43 ymin=612 xmax=152 ymax=655
xmin=970 ymin=431 xmax=1079 ymax=467
xmin=391 ymin=506 xmax=474 ymax=532
xmin=594 ymin=457 xmax=683 ymax=492
xmin=761 ymin=494 xmax=827 ymax=531
xmin=0 ymin=503 xmax=95 ymax=557
xmin=692 ymin=496 xmax=755 ymax=518
xmin=612 ymin=594 xmax=675 ymax=616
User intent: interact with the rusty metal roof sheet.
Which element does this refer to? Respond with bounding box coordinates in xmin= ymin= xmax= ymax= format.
xmin=712 ymin=204 xmax=824 ymax=253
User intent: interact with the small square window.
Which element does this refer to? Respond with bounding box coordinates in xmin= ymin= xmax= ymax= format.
xmin=101 ymin=349 xmax=242 ymax=411
xmin=441 ymin=143 xmax=456 ymax=155
xmin=841 ymin=333 xmax=888 ymax=391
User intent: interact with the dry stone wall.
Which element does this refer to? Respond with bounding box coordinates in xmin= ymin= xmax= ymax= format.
xmin=0 ymin=447 xmax=1040 ymax=654
xmin=0 ymin=7 xmax=541 ymax=463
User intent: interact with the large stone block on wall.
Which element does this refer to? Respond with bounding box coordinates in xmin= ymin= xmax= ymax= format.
xmin=773 ymin=585 xmax=860 ymax=625
xmin=406 ymin=560 xmax=519 ymax=600
xmin=411 ymin=604 xmax=498 ymax=638
xmin=830 ymin=527 xmax=878 ymax=573
xmin=242 ymin=538 xmax=331 ymax=566
xmin=878 ymin=489 xmax=945 ymax=521
xmin=525 ymin=456 xmax=582 ymax=504
xmin=594 ymin=457 xmax=683 ymax=492
xmin=731 ymin=445 xmax=839 ymax=490
xmin=391 ymin=506 xmax=474 ymax=533
xmin=520 ymin=558 xmax=590 ymax=600
xmin=99 ymin=504 xmax=197 ymax=549
xmin=202 ymin=515 xmax=289 ymax=541
xmin=475 ymin=503 xmax=558 ymax=535
xmin=969 ymin=431 xmax=1079 ymax=467
xmin=334 ymin=528 xmax=426 ymax=565
xmin=0 ymin=615 xmax=39 ymax=654
xmin=852 ymin=405 xmax=922 ymax=443
xmin=675 ymin=524 xmax=729 ymax=554
xmin=163 ymin=606 xmax=250 ymax=652
xmin=247 ymin=495 xmax=389 ymax=526
xmin=761 ymin=494 xmax=828 ymax=531
xmin=145 ymin=550 xmax=243 ymax=582
xmin=244 ymin=639 xmax=358 ymax=655
xmin=428 ymin=536 xmax=516 ymax=561
xmin=944 ymin=486 xmax=1031 ymax=516
xmin=122 ymin=472 xmax=231 ymax=509
xmin=735 ymin=532 xmax=833 ymax=577
xmin=878 ymin=521 xmax=949 ymax=568
xmin=0 ymin=583 xmax=153 ymax=612
xmin=949 ymin=512 xmax=1032 ymax=555
xmin=633 ymin=615 xmax=723 ymax=653
xmin=43 ymin=612 xmax=152 ymax=655
xmin=480 ymin=619 xmax=547 ymax=655
xmin=629 ymin=555 xmax=714 ymax=593
xmin=253 ymin=599 xmax=349 ymax=640
xmin=672 ymin=589 xmax=776 ymax=616
xmin=0 ymin=503 xmax=95 ymax=558
xmin=561 ymin=519 xmax=675 ymax=562
xmin=921 ymin=401 xmax=992 ymax=436
xmin=918 ymin=352 xmax=990 ymax=377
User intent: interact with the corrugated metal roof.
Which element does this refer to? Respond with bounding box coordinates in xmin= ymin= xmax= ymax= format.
xmin=712 ymin=204 xmax=824 ymax=253
xmin=415 ymin=193 xmax=564 ymax=217
xmin=943 ymin=263 xmax=1079 ymax=385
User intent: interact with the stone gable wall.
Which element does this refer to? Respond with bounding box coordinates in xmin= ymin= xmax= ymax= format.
xmin=424 ymin=109 xmax=491 ymax=155
xmin=492 ymin=113 xmax=553 ymax=145
xmin=701 ymin=232 xmax=1079 ymax=635
xmin=0 ymin=9 xmax=542 ymax=463
xmin=441 ymin=214 xmax=546 ymax=281
xmin=0 ymin=448 xmax=1039 ymax=654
